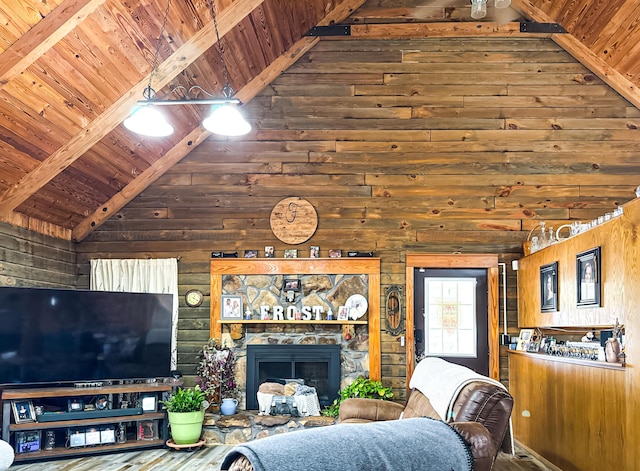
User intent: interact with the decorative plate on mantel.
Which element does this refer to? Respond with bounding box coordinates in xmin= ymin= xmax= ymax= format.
xmin=346 ymin=294 xmax=368 ymax=320
xmin=269 ymin=197 xmax=318 ymax=245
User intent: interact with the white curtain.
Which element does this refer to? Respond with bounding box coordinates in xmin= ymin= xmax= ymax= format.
xmin=90 ymin=258 xmax=179 ymax=370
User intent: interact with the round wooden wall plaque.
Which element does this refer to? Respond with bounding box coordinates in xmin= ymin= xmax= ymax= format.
xmin=270 ymin=197 xmax=318 ymax=245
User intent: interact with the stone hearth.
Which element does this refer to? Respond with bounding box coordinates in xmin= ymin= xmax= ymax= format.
xmin=202 ymin=411 xmax=336 ymax=446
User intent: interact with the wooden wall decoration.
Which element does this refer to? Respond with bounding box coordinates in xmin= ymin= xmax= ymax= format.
xmin=385 ymin=285 xmax=404 ymax=336
xmin=269 ymin=197 xmax=318 ymax=244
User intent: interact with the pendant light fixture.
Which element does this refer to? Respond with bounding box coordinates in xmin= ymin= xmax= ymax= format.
xmin=123 ymin=0 xmax=251 ymax=137
xmin=470 ymin=0 xmax=512 ymax=19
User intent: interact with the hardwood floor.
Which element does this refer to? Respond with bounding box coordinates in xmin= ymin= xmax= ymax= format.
xmin=9 ymin=443 xmax=561 ymax=470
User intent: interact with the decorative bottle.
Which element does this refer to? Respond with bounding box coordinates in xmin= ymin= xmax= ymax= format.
xmin=538 ymin=222 xmax=548 ymax=248
xmin=548 ymin=226 xmax=556 ymax=245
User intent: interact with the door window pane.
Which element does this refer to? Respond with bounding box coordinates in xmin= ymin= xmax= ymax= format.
xmin=423 ymin=278 xmax=477 ymax=358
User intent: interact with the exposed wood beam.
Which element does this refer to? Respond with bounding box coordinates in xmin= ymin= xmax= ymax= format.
xmin=72 ymin=0 xmax=366 ymax=241
xmin=0 ymin=0 xmax=106 ymax=86
xmin=336 ymin=21 xmax=550 ymax=39
xmin=0 ymin=0 xmax=266 ymax=218
xmin=72 ymin=127 xmax=210 ymax=241
xmin=511 ymin=0 xmax=640 ymax=110
xmin=319 ymin=0 xmax=368 ymax=26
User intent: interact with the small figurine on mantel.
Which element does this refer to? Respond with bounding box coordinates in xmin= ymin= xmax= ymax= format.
xmin=581 ymin=329 xmax=598 ymax=343
xmin=245 ymin=308 xmax=252 ymax=320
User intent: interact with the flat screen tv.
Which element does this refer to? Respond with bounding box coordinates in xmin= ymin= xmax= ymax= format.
xmin=0 ymin=286 xmax=173 ymax=386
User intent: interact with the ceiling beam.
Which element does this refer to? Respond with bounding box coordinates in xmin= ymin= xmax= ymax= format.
xmin=0 ymin=0 xmax=266 ymax=218
xmin=72 ymin=0 xmax=367 ymax=241
xmin=0 ymin=0 xmax=106 ymax=86
xmin=334 ymin=21 xmax=550 ymax=39
xmin=71 ymin=127 xmax=210 ymax=241
xmin=511 ymin=0 xmax=640 ymax=110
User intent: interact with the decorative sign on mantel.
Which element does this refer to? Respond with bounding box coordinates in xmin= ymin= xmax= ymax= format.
xmin=269 ymin=197 xmax=318 ymax=244
xmin=259 ymin=305 xmax=327 ymax=321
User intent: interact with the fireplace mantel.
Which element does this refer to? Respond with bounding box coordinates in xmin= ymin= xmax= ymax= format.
xmin=209 ymin=257 xmax=381 ymax=380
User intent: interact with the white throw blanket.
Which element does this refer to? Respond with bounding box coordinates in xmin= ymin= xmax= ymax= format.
xmin=409 ymin=357 xmax=514 ymax=453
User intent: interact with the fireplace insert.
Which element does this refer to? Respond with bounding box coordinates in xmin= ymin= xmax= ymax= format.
xmin=245 ymin=344 xmax=341 ymax=410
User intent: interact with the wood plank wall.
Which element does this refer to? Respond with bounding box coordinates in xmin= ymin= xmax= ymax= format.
xmin=0 ymin=221 xmax=76 ymax=288
xmin=74 ymin=37 xmax=640 ymax=399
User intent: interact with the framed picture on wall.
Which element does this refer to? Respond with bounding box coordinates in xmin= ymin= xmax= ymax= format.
xmin=221 ymin=295 xmax=243 ymax=320
xmin=576 ymin=247 xmax=601 ymax=307
xmin=540 ymin=262 xmax=558 ymax=312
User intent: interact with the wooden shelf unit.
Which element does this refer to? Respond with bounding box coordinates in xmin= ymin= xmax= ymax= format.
xmin=507 ymin=349 xmax=625 ymax=370
xmin=210 ymin=257 xmax=381 ymax=380
xmin=2 ymin=383 xmax=172 ymax=462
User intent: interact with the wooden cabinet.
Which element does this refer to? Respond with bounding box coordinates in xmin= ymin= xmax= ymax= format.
xmin=1 ymin=383 xmax=171 ymax=462
xmin=512 ymin=198 xmax=640 ymax=470
xmin=517 ymin=212 xmax=629 ymax=327
xmin=509 ymin=353 xmax=625 ymax=471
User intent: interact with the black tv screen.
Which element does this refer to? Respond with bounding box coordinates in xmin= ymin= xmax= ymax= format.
xmin=0 ymin=286 xmax=173 ymax=385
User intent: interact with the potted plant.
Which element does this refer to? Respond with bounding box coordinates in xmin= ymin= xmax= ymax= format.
xmin=195 ymin=338 xmax=238 ymax=414
xmin=162 ymin=385 xmax=207 ymax=445
xmin=322 ymin=376 xmax=393 ymax=417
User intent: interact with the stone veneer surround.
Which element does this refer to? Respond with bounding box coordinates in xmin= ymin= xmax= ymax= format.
xmin=220 ymin=272 xmax=371 ymax=410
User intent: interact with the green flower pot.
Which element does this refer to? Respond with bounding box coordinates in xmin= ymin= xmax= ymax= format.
xmin=168 ymin=410 xmax=205 ymax=444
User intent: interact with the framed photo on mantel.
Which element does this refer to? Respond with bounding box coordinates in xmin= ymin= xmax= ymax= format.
xmin=221 ymin=295 xmax=243 ymax=320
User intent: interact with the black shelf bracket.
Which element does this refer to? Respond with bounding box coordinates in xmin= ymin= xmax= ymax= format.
xmin=520 ymin=22 xmax=567 ymax=33
xmin=306 ymin=25 xmax=351 ymax=37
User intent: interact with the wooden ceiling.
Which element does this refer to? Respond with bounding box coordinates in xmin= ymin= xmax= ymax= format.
xmin=0 ymin=0 xmax=638 ymax=241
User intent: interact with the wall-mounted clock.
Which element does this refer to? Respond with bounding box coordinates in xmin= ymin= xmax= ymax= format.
xmin=270 ymin=197 xmax=318 ymax=245
xmin=185 ymin=289 xmax=204 ymax=307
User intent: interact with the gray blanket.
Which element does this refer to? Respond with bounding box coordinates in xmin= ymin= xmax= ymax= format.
xmin=220 ymin=417 xmax=473 ymax=471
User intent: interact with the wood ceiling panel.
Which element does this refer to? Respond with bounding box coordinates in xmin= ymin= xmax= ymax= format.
xmin=563 ymin=0 xmax=623 ymax=46
xmin=1 ymin=0 xmax=640 ymax=239
xmin=592 ymin=2 xmax=640 ymax=75
xmin=0 ymin=0 xmax=65 ymax=52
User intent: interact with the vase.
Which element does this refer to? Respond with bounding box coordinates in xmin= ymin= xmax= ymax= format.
xmin=220 ymin=398 xmax=238 ymax=416
xmin=605 ymin=338 xmax=621 ymax=363
xmin=168 ymin=410 xmax=205 ymax=445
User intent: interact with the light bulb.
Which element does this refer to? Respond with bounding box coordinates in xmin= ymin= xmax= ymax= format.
xmin=202 ymin=104 xmax=252 ymax=136
xmin=123 ymin=106 xmax=174 ymax=137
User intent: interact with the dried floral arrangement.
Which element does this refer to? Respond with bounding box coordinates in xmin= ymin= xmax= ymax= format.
xmin=195 ymin=338 xmax=238 ymax=402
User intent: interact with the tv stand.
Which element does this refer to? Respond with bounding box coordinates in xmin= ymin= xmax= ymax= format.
xmin=1 ymin=382 xmax=173 ymax=462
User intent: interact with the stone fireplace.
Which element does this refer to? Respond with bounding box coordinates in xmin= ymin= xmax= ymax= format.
xmin=245 ymin=343 xmax=341 ymax=410
xmin=232 ymin=323 xmax=370 ymax=410
xmin=211 ymin=259 xmax=380 ymax=412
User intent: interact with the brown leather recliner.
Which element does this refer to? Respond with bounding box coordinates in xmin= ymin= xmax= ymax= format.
xmin=338 ymin=381 xmax=514 ymax=471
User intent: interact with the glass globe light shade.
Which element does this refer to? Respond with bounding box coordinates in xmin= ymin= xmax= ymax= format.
xmin=202 ymin=104 xmax=252 ymax=136
xmin=123 ymin=106 xmax=174 ymax=137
